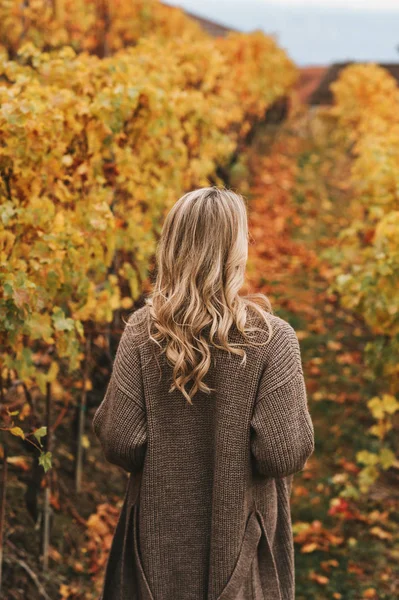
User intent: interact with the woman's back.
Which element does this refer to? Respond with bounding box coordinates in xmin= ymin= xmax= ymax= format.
xmin=93 ymin=303 xmax=314 ymax=600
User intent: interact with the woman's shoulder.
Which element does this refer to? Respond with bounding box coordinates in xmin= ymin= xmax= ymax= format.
xmin=246 ymin=307 xmax=298 ymax=342
xmin=244 ymin=304 xmax=301 ymax=363
xmin=127 ymin=303 xmax=150 ymax=324
xmin=257 ymin=313 xmax=304 ymax=390
xmin=266 ymin=313 xmax=299 ymax=341
xmin=123 ymin=304 xmax=151 ymax=347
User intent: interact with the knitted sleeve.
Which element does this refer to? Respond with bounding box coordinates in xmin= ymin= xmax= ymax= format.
xmin=250 ymin=322 xmax=315 ymax=479
xmin=92 ymin=317 xmax=147 ymax=473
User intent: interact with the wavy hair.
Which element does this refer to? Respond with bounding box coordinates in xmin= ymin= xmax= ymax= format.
xmin=129 ymin=186 xmax=275 ymax=404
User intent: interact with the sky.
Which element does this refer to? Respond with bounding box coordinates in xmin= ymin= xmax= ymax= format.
xmin=165 ymin=0 xmax=399 ymax=66
xmin=248 ymin=0 xmax=399 ymax=8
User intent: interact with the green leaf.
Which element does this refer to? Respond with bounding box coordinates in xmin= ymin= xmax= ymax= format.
xmin=3 ymin=283 xmax=13 ymax=297
xmin=27 ymin=312 xmax=54 ymax=343
xmin=33 ymin=426 xmax=47 ymax=447
xmin=38 ymin=451 xmax=52 ymax=473
xmin=52 ymin=307 xmax=74 ymax=332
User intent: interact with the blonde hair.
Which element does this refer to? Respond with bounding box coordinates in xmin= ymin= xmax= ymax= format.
xmin=130 ymin=186 xmax=275 ymax=404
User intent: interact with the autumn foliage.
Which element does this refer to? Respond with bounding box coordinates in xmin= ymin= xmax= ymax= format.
xmin=322 ymin=65 xmax=399 ymax=484
xmin=330 ymin=64 xmax=399 ymax=339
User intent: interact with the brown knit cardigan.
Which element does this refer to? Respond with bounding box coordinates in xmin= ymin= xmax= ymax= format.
xmin=92 ymin=304 xmax=315 ymax=600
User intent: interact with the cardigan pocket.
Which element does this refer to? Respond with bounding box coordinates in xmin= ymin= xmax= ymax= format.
xmin=133 ymin=502 xmax=155 ymax=600
xmin=216 ymin=510 xmax=262 ymax=600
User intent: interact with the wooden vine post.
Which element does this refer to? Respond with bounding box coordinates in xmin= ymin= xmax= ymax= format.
xmin=41 ymin=382 xmax=52 ymax=572
xmin=75 ymin=333 xmax=92 ymax=494
xmin=0 ymin=443 xmax=7 ymax=595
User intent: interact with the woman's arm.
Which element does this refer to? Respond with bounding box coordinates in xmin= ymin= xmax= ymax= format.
xmin=250 ymin=321 xmax=315 ymax=478
xmin=92 ymin=316 xmax=147 ymax=473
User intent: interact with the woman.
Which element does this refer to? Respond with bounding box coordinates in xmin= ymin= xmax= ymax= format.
xmin=92 ymin=186 xmax=315 ymax=600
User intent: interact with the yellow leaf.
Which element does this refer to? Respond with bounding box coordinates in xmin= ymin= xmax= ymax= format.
xmin=358 ymin=465 xmax=379 ymax=492
xmin=53 ymin=212 xmax=65 ymax=233
xmin=47 ymin=361 xmax=59 ymax=383
xmin=381 ymin=394 xmax=399 ymax=415
xmin=368 ymin=421 xmax=392 ymax=440
xmin=121 ymin=297 xmax=133 ymax=309
xmin=6 ymin=456 xmax=29 ymax=471
xmin=379 ymin=447 xmax=396 ymax=470
xmin=367 ymin=397 xmax=384 ymax=420
xmin=356 ymin=450 xmax=379 ymax=466
xmin=9 ymin=427 xmax=25 ymax=440
xmin=369 ymin=526 xmax=392 ymax=540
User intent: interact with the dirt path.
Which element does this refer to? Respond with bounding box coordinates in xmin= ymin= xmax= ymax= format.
xmin=244 ymin=109 xmax=399 ymax=600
